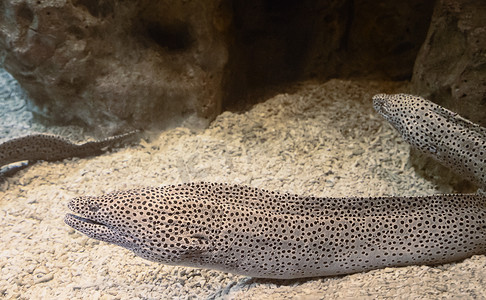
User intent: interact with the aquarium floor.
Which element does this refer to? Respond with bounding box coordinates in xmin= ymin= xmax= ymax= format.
xmin=1 ymin=73 xmax=485 ymax=299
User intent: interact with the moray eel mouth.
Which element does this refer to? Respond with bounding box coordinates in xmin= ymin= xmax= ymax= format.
xmin=65 ymin=213 xmax=105 ymax=227
xmin=64 ymin=210 xmax=112 ymax=239
xmin=65 ymin=197 xmax=106 ymax=231
xmin=64 ymin=197 xmax=137 ymax=249
xmin=372 ymin=94 xmax=391 ymax=118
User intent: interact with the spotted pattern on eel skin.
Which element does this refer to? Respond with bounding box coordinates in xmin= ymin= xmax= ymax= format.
xmin=373 ymin=93 xmax=486 ymax=191
xmin=65 ymin=182 xmax=486 ymax=279
xmin=0 ymin=130 xmax=139 ymax=168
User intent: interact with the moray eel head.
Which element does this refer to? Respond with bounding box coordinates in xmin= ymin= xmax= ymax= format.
xmin=372 ymin=93 xmax=423 ymax=138
xmin=65 ymin=187 xmax=217 ymax=267
xmin=373 ymin=93 xmax=442 ymax=154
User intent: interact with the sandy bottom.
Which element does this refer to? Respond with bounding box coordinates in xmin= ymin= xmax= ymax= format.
xmin=1 ymin=72 xmax=485 ymax=299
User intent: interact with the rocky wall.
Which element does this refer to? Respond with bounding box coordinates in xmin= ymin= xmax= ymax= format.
xmin=410 ymin=0 xmax=486 ymax=192
xmin=0 ymin=0 xmax=230 ymax=134
xmin=411 ymin=0 xmax=486 ymax=127
xmin=0 ymin=0 xmax=444 ymax=133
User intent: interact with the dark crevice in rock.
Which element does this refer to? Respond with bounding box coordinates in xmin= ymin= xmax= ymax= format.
xmin=16 ymin=2 xmax=34 ymax=26
xmin=144 ymin=21 xmax=194 ymax=52
xmin=72 ymin=0 xmax=114 ymax=18
xmin=224 ymin=0 xmax=435 ymax=111
xmin=67 ymin=25 xmax=85 ymax=40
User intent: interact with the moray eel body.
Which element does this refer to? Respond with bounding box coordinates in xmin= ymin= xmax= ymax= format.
xmin=0 ymin=131 xmax=139 ymax=168
xmin=372 ymin=94 xmax=486 ymax=191
xmin=65 ymin=182 xmax=486 ymax=279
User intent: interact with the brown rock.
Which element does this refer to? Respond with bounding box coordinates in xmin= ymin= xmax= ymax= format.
xmin=411 ymin=0 xmax=486 ymax=127
xmin=0 ymin=0 xmax=434 ymax=133
xmin=410 ymin=0 xmax=486 ymax=191
xmin=0 ymin=0 xmax=230 ymax=134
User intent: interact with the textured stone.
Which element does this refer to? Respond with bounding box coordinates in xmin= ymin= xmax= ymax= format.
xmin=410 ymin=0 xmax=486 ymax=191
xmin=411 ymin=0 xmax=486 ymax=127
xmin=0 ymin=1 xmax=435 ymax=132
xmin=0 ymin=0 xmax=230 ymax=134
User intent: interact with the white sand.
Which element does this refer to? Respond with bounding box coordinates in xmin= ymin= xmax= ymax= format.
xmin=1 ymin=72 xmax=485 ymax=299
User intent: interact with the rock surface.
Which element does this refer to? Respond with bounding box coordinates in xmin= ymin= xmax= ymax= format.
xmin=410 ymin=0 xmax=486 ymax=192
xmin=0 ymin=0 xmax=230 ymax=134
xmin=0 ymin=0 xmax=434 ymax=132
xmin=411 ymin=0 xmax=486 ymax=127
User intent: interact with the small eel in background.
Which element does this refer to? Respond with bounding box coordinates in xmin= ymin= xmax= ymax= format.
xmin=373 ymin=93 xmax=486 ymax=192
xmin=64 ymin=94 xmax=486 ymax=279
xmin=0 ymin=130 xmax=139 ymax=169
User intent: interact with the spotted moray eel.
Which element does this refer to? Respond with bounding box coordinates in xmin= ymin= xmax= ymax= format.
xmin=64 ymin=94 xmax=486 ymax=279
xmin=373 ymin=94 xmax=486 ymax=192
xmin=0 ymin=130 xmax=139 ymax=169
xmin=65 ymin=182 xmax=486 ymax=279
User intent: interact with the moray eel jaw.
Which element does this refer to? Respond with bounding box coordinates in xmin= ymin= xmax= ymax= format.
xmin=65 ymin=197 xmax=138 ymax=250
xmin=372 ymin=93 xmax=391 ymax=119
xmin=65 ymin=189 xmax=218 ymax=268
xmin=65 ymin=213 xmax=133 ymax=246
xmin=372 ymin=93 xmax=416 ymax=142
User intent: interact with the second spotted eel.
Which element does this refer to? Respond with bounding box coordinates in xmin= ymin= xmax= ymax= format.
xmin=373 ymin=94 xmax=486 ymax=192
